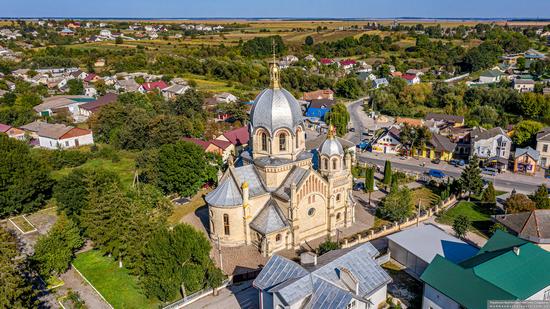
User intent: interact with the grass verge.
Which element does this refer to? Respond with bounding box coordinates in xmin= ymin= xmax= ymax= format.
xmin=168 ymin=188 xmax=211 ymax=225
xmin=72 ymin=250 xmax=160 ymax=309
xmin=436 ymin=201 xmax=492 ymax=236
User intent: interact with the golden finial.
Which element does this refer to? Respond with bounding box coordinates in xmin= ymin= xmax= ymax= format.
xmin=242 ymin=181 xmax=249 ymax=190
xmin=270 ymin=39 xmax=280 ymax=89
xmin=327 ymin=124 xmax=336 ymax=139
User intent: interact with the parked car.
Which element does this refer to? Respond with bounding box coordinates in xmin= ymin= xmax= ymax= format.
xmin=353 ymin=182 xmax=365 ymax=191
xmin=432 ymin=158 xmax=441 ymax=164
xmin=356 ymin=140 xmax=370 ymax=151
xmin=349 ymin=127 xmax=355 ymax=132
xmin=449 ymin=159 xmax=465 ymax=167
xmin=428 ymin=169 xmax=446 ymax=179
xmin=481 ymin=167 xmax=498 ymax=176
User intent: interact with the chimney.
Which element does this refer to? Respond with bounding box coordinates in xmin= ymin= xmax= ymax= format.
xmin=513 ymin=247 xmax=520 ymax=256
xmin=300 ymin=251 xmax=317 ymax=266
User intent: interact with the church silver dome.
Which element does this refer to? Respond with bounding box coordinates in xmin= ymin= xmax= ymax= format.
xmin=250 ymin=87 xmax=303 ymax=135
xmin=319 ymin=136 xmax=344 ymax=157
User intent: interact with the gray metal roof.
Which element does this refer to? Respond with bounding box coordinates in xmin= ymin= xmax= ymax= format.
xmin=255 ymin=242 xmax=392 ymax=306
xmin=250 ymin=88 xmax=304 ymax=135
xmin=231 ymin=165 xmax=267 ymax=197
xmin=204 ymin=174 xmax=242 ymax=207
xmin=273 ymin=166 xmax=310 ymax=201
xmin=250 ymin=199 xmax=289 ymax=235
xmin=319 ymin=136 xmax=344 ymax=157
xmin=387 ymin=224 xmax=478 ymax=264
xmin=514 ymin=147 xmax=540 ymax=161
xmin=253 ymin=255 xmax=309 ymax=290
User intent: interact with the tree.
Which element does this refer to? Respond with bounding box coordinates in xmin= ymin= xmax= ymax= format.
xmin=334 ymin=76 xmax=364 ymax=99
xmin=304 ymin=35 xmax=314 ymax=46
xmin=241 ymin=35 xmax=286 ymax=57
xmin=452 ymin=214 xmax=470 ymax=238
xmin=67 ymin=79 xmax=84 ymax=95
xmin=530 ymin=184 xmax=550 ymax=209
xmin=0 ymin=226 xmax=35 ymax=308
xmin=481 ymin=181 xmax=497 ymax=210
xmin=0 ymin=136 xmax=54 ymax=217
xmin=141 ymin=224 xmax=223 ymax=301
xmin=383 ymin=160 xmax=392 ymax=185
xmin=324 ymin=103 xmax=350 ymax=137
xmin=364 ymin=167 xmax=375 ymax=205
xmin=318 ymin=237 xmax=340 ymax=255
xmin=378 ymin=187 xmax=413 ymax=222
xmin=32 ymin=213 xmax=83 ymax=277
xmin=172 ymin=88 xmax=205 ymax=118
xmin=505 ymin=193 xmax=536 ymax=213
xmin=115 ymin=36 xmax=124 ymax=44
xmin=155 ymin=141 xmax=219 ymax=197
xmin=512 ymin=120 xmax=544 ymax=148
xmin=459 ymin=156 xmax=483 ymax=200
xmin=489 ymin=222 xmax=507 ymax=235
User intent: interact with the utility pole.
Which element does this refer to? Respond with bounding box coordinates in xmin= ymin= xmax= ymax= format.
xmin=417 ymin=199 xmax=422 ymax=227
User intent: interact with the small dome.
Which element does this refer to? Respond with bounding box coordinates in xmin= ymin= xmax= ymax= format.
xmin=319 ymin=136 xmax=344 ymax=157
xmin=250 ymin=88 xmax=303 ymax=135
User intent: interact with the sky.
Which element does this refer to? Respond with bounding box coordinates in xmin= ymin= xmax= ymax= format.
xmin=2 ymin=0 xmax=550 ymax=19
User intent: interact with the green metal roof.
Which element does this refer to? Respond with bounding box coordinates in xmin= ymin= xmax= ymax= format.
xmin=421 ymin=231 xmax=550 ymax=309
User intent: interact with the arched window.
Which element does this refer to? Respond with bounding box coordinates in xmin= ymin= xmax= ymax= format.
xmin=223 ymin=214 xmax=230 ymax=236
xmin=323 ymin=158 xmax=329 ymax=170
xmin=336 ymin=193 xmax=341 ymax=202
xmin=275 ymin=234 xmax=281 ymax=242
xmin=336 ymin=212 xmax=341 ymax=221
xmin=279 ymin=133 xmax=286 ymax=151
xmin=332 ymin=158 xmax=338 ymax=170
xmin=261 ymin=133 xmax=268 ymax=151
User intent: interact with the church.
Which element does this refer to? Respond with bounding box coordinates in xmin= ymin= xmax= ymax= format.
xmin=205 ymin=62 xmax=356 ymax=257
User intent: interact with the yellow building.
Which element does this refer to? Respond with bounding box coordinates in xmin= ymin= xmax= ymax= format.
xmin=206 ymin=63 xmax=355 ymax=257
xmin=415 ymin=133 xmax=456 ymax=162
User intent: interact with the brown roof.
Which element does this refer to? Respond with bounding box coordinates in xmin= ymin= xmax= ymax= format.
xmin=395 ymin=117 xmax=423 ymax=127
xmin=60 ymin=127 xmax=92 ymax=139
xmin=309 ymin=99 xmax=336 ymax=109
xmin=430 ymin=133 xmax=457 ymax=153
xmin=424 ymin=113 xmax=464 ymax=124
xmin=495 ymin=210 xmax=550 ymax=243
xmin=302 ymin=89 xmax=334 ymax=101
xmin=79 ymin=93 xmax=118 ymax=112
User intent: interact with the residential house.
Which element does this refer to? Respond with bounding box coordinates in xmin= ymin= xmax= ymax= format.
xmin=470 ymin=127 xmax=512 ymax=170
xmin=513 ymin=147 xmax=539 ymax=174
xmin=304 ymin=54 xmax=316 ymax=62
xmin=495 ymin=210 xmax=550 ymax=251
xmin=420 ymin=231 xmax=550 ymax=309
xmin=302 ymin=89 xmax=334 ymax=101
xmin=214 ymin=92 xmax=238 ymax=103
xmin=33 ymin=95 xmax=95 ymax=118
xmin=99 ymin=29 xmax=112 ymax=37
xmin=390 ymin=71 xmax=403 ymax=78
xmin=183 ymin=137 xmax=234 ymax=163
xmin=253 ymin=243 xmax=392 ymax=309
xmin=405 ymin=68 xmax=425 ymax=76
xmin=215 ymin=126 xmax=249 ymax=154
xmin=478 ymin=69 xmax=503 ymax=84
xmin=139 ymin=81 xmax=169 ymax=93
xmin=20 ymin=121 xmax=94 ymax=149
xmin=83 ymin=73 xmax=101 ymax=84
xmin=162 ymin=84 xmax=190 ymax=100
xmin=357 ymin=71 xmax=377 ymax=82
xmin=70 ymin=70 xmax=88 ymax=80
xmin=513 ymin=79 xmax=535 ymax=93
xmin=77 ymin=93 xmax=119 ymax=121
xmin=94 ymin=59 xmax=106 ymax=68
xmin=424 ymin=113 xmax=465 ymax=127
xmin=59 ymin=28 xmax=75 ymax=36
xmin=387 ymin=224 xmax=478 ymax=278
xmin=320 ymin=58 xmax=336 ymax=66
xmin=372 ymin=78 xmax=389 ymax=89
xmin=371 ymin=127 xmax=402 ymax=154
xmin=402 ymin=73 xmax=420 ymax=85
xmin=339 ymin=59 xmax=356 ymax=72
xmin=84 ymin=86 xmax=97 ymax=97
xmin=419 ymin=133 xmax=457 ymax=161
xmin=115 ymin=79 xmax=140 ymax=93
xmin=0 ymin=123 xmax=25 ymax=140
xmin=395 ymin=117 xmax=423 ymax=128
xmin=544 ymin=88 xmax=550 ymax=95
xmin=536 ymin=127 xmax=550 ymax=168
xmin=305 ymin=99 xmax=336 ymax=119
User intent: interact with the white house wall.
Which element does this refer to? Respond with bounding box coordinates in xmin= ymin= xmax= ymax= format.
xmin=421 ymin=284 xmax=460 ymax=309
xmin=38 ymin=133 xmax=94 ymax=149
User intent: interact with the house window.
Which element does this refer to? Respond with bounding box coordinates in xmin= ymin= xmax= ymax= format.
xmin=275 ymin=234 xmax=281 ymax=242
xmin=279 ymin=133 xmax=287 ymax=151
xmin=261 ymin=133 xmax=268 ymax=151
xmin=65 ymin=141 xmax=69 ymax=147
xmin=223 ymin=214 xmax=230 ymax=236
xmin=544 ymin=144 xmax=549 ymax=153
xmin=544 ymin=289 xmax=550 ymax=300
xmin=308 ymin=208 xmax=316 ymax=217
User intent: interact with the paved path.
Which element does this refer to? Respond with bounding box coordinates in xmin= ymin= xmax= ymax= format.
xmin=345 ymin=98 xmax=393 ymax=144
xmin=188 ymin=281 xmax=257 ymax=309
xmin=58 ymin=267 xmax=111 ymax=309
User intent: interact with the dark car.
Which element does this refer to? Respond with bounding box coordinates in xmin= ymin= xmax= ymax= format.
xmin=349 ymin=127 xmax=355 ymax=132
xmin=450 ymin=159 xmax=465 ymax=167
xmin=432 ymin=158 xmax=441 ymax=164
xmin=353 ymin=182 xmax=365 ymax=191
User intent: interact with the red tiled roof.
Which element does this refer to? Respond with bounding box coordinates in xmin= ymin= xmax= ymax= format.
xmin=210 ymin=139 xmax=233 ymax=150
xmin=60 ymin=127 xmax=92 ymax=139
xmin=79 ymin=93 xmax=118 ymax=112
xmin=339 ymin=59 xmax=357 ymax=66
xmin=222 ymin=126 xmax=249 ymax=146
xmin=141 ymin=81 xmax=168 ymax=91
xmin=182 ymin=137 xmax=210 ymax=150
xmin=402 ymin=74 xmax=417 ymax=81
xmin=0 ymin=123 xmax=11 ymax=133
xmin=83 ymin=73 xmax=97 ymax=82
xmin=302 ymin=89 xmax=334 ymax=101
xmin=320 ymin=58 xmax=334 ymax=64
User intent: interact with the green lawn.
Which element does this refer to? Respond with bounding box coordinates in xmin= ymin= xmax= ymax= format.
xmin=436 ymin=201 xmax=493 ymax=235
xmin=72 ymin=250 xmax=160 ymax=309
xmin=51 ymin=151 xmax=137 ymax=189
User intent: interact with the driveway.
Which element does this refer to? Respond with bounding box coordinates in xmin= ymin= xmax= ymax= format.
xmin=188 ymin=281 xmax=258 ymax=309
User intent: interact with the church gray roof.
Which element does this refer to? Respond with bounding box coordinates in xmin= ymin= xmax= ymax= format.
xmin=273 ymin=166 xmax=310 ymax=201
xmin=249 ymin=199 xmax=289 ymax=235
xmin=319 ymin=136 xmax=344 ymax=157
xmin=205 ymin=165 xmax=267 ymax=207
xmin=250 ymin=88 xmax=303 ymax=135
xmin=254 ymin=243 xmax=392 ymax=307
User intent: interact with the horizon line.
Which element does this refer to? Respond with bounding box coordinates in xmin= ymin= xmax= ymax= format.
xmin=1 ymin=16 xmax=550 ymax=21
